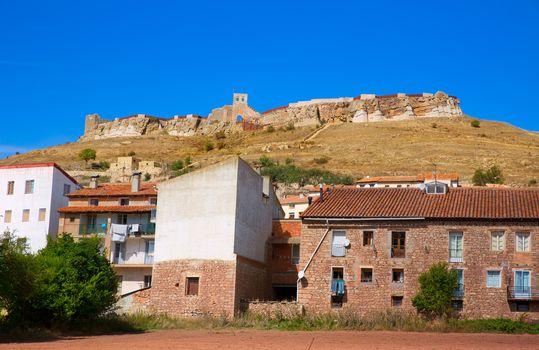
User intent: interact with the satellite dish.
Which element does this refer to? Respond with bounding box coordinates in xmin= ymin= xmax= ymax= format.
xmin=344 ymin=239 xmax=351 ymax=248
xmin=298 ymin=270 xmax=305 ymax=279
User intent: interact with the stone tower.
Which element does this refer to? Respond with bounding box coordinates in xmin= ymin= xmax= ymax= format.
xmin=233 ymin=93 xmax=248 ymax=105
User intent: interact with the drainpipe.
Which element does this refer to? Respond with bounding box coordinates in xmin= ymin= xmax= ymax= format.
xmin=296 ymin=219 xmax=330 ymax=303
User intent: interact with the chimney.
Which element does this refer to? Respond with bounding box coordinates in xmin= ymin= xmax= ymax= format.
xmin=319 ymin=182 xmax=324 ymax=202
xmin=90 ymin=175 xmax=100 ymax=189
xmin=308 ymin=196 xmax=313 ymax=205
xmin=132 ymin=172 xmax=142 ymax=192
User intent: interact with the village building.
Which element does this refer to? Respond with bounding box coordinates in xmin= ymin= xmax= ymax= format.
xmin=0 ymin=163 xmax=79 ymax=252
xmin=356 ymin=173 xmax=460 ymax=188
xmin=279 ymin=195 xmax=310 ymax=219
xmin=270 ymin=219 xmax=302 ymax=300
xmin=147 ymin=157 xmax=283 ymax=317
xmin=298 ymin=184 xmax=539 ymax=319
xmin=57 ymin=173 xmax=157 ymax=294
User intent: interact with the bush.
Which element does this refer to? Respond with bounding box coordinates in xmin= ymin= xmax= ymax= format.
xmin=471 ymin=120 xmax=480 ymax=128
xmin=99 ymin=161 xmax=110 ymax=170
xmin=170 ymin=160 xmax=184 ymax=171
xmin=30 ymin=235 xmax=118 ymax=325
xmin=204 ymin=142 xmax=214 ymax=152
xmin=430 ymin=122 xmax=438 ymax=129
xmin=284 ymin=122 xmax=295 ymax=131
xmin=79 ymin=149 xmax=96 ymax=165
xmin=313 ymin=156 xmax=330 ymax=165
xmin=127 ymin=151 xmax=136 ymax=156
xmin=267 ymin=125 xmax=275 ymax=133
xmin=143 ymin=173 xmax=151 ymax=181
xmin=472 ymin=165 xmax=504 ymax=186
xmin=215 ymin=131 xmax=226 ymax=140
xmin=529 ymin=179 xmax=537 ymax=187
xmin=412 ymin=262 xmax=458 ymax=318
xmin=217 ymin=141 xmax=226 ymax=150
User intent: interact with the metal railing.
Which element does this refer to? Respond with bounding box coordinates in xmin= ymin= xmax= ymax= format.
xmin=391 ymin=246 xmax=405 ymax=258
xmin=453 ymin=284 xmax=465 ymax=299
xmin=507 ymin=286 xmax=539 ymax=300
xmin=130 ymin=223 xmax=156 ymax=235
xmin=449 ymin=249 xmax=463 ymax=262
xmin=79 ymin=224 xmax=107 ymax=236
xmin=331 ymin=244 xmax=346 ymax=257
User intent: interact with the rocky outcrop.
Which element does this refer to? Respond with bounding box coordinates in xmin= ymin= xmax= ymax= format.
xmin=261 ymin=91 xmax=462 ymax=126
xmin=81 ymin=92 xmax=462 ymax=140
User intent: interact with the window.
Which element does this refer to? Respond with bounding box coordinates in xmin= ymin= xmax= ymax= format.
xmin=69 ymin=216 xmax=76 ymax=223
xmin=331 ymin=231 xmax=347 ymax=257
xmin=145 ymin=240 xmax=155 ymax=264
xmin=24 ymin=180 xmax=34 ymax=194
xmin=38 ymin=208 xmax=46 ymax=222
xmin=331 ymin=267 xmax=345 ymax=308
xmin=117 ymin=214 xmax=128 ymax=225
xmin=516 ymin=233 xmax=530 ymax=252
xmin=491 ymin=232 xmax=504 ymax=251
xmin=149 ymin=197 xmax=157 ymax=205
xmin=391 ymin=296 xmax=403 ymax=307
xmin=425 ymin=182 xmax=447 ymax=194
xmin=119 ymin=198 xmax=130 ymax=206
xmin=150 ymin=208 xmax=157 ymax=223
xmin=360 ymin=268 xmax=373 ymax=283
xmin=392 ymin=269 xmax=404 ymax=283
xmin=7 ymin=181 xmax=14 ymax=195
xmin=363 ymin=231 xmax=373 ymax=246
xmin=453 ymin=269 xmax=464 ymax=298
xmin=289 ymin=212 xmax=295 ymax=219
xmin=288 ymin=204 xmax=295 ymax=209
xmin=391 ymin=232 xmax=405 ymax=258
xmin=89 ymin=198 xmax=99 ymax=206
xmin=449 ymin=232 xmax=463 ymax=262
xmin=516 ymin=301 xmax=530 ymax=312
xmin=486 ymin=270 xmax=501 ymax=288
xmin=4 ymin=210 xmax=12 ymax=223
xmin=63 ymin=184 xmax=71 ymax=196
xmin=291 ymin=244 xmax=300 ymax=265
xmin=144 ymin=275 xmax=152 ymax=288
xmin=451 ymin=300 xmax=463 ymax=310
xmin=186 ymin=277 xmax=199 ymax=296
xmin=22 ymin=209 xmax=30 ymax=222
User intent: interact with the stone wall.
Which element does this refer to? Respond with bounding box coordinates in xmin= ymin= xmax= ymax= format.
xmin=298 ymin=220 xmax=539 ymax=320
xmin=240 ymin=300 xmax=302 ymax=318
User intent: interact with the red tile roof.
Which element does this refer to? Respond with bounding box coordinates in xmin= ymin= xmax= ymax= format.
xmin=58 ymin=205 xmax=155 ymax=213
xmin=356 ymin=173 xmax=459 ymax=184
xmin=301 ymin=187 xmax=539 ymax=220
xmin=67 ymin=183 xmax=158 ymax=197
xmin=0 ymin=162 xmax=79 ymax=185
xmin=279 ymin=196 xmax=310 ymax=204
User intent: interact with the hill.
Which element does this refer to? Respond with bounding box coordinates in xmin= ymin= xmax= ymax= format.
xmin=2 ymin=116 xmax=538 ymax=186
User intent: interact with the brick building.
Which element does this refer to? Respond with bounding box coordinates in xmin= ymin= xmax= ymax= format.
xmin=58 ymin=173 xmax=157 ymax=294
xmin=298 ymin=184 xmax=539 ymax=319
xmin=270 ymin=219 xmax=301 ymax=300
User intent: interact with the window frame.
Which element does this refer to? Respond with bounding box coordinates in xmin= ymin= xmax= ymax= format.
xmin=89 ymin=198 xmax=99 ymax=206
xmin=4 ymin=210 xmax=12 ymax=223
xmin=186 ymin=277 xmax=200 ymax=296
xmin=331 ymin=230 xmax=347 ymax=257
xmin=363 ymin=231 xmax=374 ymax=246
xmin=392 ymin=268 xmax=405 ymax=284
xmin=24 ymin=180 xmax=35 ymax=194
xmin=291 ymin=244 xmax=300 ymax=265
xmin=391 ymin=296 xmax=403 ymax=307
xmin=144 ymin=275 xmax=152 ymax=288
xmin=38 ymin=208 xmax=46 ymax=222
xmin=486 ymin=270 xmax=502 ymax=288
xmin=22 ymin=209 xmax=30 ymax=222
xmin=7 ymin=181 xmax=14 ymax=195
xmin=63 ymin=184 xmax=71 ymax=196
xmin=449 ymin=232 xmax=464 ymax=262
xmin=119 ymin=198 xmax=130 ymax=206
xmin=360 ymin=267 xmax=373 ymax=283
xmin=391 ymin=231 xmax=406 ymax=258
xmin=516 ymin=232 xmax=530 ymax=252
xmin=490 ymin=231 xmax=505 ymax=252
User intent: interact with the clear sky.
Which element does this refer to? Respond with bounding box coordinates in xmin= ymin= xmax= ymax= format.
xmin=1 ymin=0 xmax=538 ymax=158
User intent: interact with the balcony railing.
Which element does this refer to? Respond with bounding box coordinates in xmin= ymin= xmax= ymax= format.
xmin=449 ymin=249 xmax=463 ymax=262
xmin=507 ymin=286 xmax=539 ymax=300
xmin=391 ymin=246 xmax=405 ymax=258
xmin=331 ymin=244 xmax=346 ymax=257
xmin=79 ymin=224 xmax=107 ymax=236
xmin=453 ymin=284 xmax=465 ymax=299
xmin=129 ymin=223 xmax=156 ymax=236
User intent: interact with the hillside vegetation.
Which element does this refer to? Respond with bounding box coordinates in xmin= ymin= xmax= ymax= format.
xmin=2 ymin=116 xmax=538 ymax=186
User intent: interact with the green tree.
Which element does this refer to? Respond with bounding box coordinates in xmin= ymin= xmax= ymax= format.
xmin=0 ymin=230 xmax=36 ymax=324
xmin=79 ymin=148 xmax=96 ymax=165
xmin=412 ymin=262 xmax=458 ymax=318
xmin=472 ymin=165 xmax=504 ymax=186
xmin=204 ymin=141 xmax=214 ymax=152
xmin=170 ymin=160 xmax=184 ymax=171
xmin=143 ymin=172 xmax=151 ymax=181
xmin=471 ymin=120 xmax=481 ymax=128
xmin=31 ymin=235 xmax=118 ymax=325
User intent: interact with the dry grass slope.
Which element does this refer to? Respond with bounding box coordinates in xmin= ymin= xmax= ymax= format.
xmin=2 ymin=116 xmax=538 ymax=185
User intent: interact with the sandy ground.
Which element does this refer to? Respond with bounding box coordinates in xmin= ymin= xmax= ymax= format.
xmin=1 ymin=330 xmax=539 ymax=350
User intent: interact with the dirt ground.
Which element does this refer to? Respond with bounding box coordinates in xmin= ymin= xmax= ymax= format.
xmin=2 ymin=329 xmax=539 ymax=350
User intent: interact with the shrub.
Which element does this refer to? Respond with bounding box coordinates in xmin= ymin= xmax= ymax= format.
xmin=127 ymin=151 xmax=136 ymax=156
xmin=204 ymin=142 xmax=214 ymax=152
xmin=217 ymin=141 xmax=226 ymax=150
xmin=98 ymin=161 xmax=110 ymax=170
xmin=170 ymin=160 xmax=184 ymax=171
xmin=78 ymin=149 xmax=96 ymax=165
xmin=215 ymin=131 xmax=226 ymax=140
xmin=99 ymin=175 xmax=111 ymax=183
xmin=258 ymin=155 xmax=275 ymax=168
xmin=412 ymin=262 xmax=458 ymax=318
xmin=30 ymin=235 xmax=118 ymax=325
xmin=430 ymin=122 xmax=438 ymax=129
xmin=143 ymin=173 xmax=151 ymax=181
xmin=472 ymin=165 xmax=504 ymax=186
xmin=267 ymin=125 xmax=275 ymax=133
xmin=471 ymin=120 xmax=480 ymax=128
xmin=313 ymin=156 xmax=330 ymax=165
xmin=529 ymin=179 xmax=537 ymax=187
xmin=285 ymin=157 xmax=294 ymax=165
xmin=284 ymin=122 xmax=295 ymax=131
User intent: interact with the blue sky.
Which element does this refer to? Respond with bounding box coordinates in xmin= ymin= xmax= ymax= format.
xmin=1 ymin=0 xmax=538 ymax=158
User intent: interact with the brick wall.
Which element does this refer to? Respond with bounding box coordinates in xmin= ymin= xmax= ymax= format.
xmin=149 ymin=259 xmax=237 ymax=317
xmin=240 ymin=300 xmax=302 ymax=318
xmin=298 ymin=220 xmax=539 ymax=320
xmin=235 ymin=255 xmax=272 ymax=311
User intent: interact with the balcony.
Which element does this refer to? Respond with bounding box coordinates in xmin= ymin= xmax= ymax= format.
xmin=79 ymin=224 xmax=107 ymax=236
xmin=129 ymin=223 xmax=156 ymax=236
xmin=453 ymin=284 xmax=465 ymax=299
xmin=507 ymin=286 xmax=539 ymax=300
xmin=391 ymin=245 xmax=405 ymax=258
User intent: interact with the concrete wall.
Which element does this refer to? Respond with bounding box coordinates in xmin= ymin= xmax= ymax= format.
xmin=0 ymin=165 xmax=77 ymax=252
xmin=115 ymin=266 xmax=153 ymax=295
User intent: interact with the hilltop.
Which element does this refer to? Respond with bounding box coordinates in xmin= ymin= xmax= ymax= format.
xmin=2 ymin=116 xmax=538 ymax=186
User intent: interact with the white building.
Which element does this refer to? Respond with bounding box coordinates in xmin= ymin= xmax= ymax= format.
xmin=356 ymin=173 xmax=460 ymax=188
xmin=279 ymin=195 xmax=310 ymax=219
xmin=0 ymin=163 xmax=79 ymax=252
